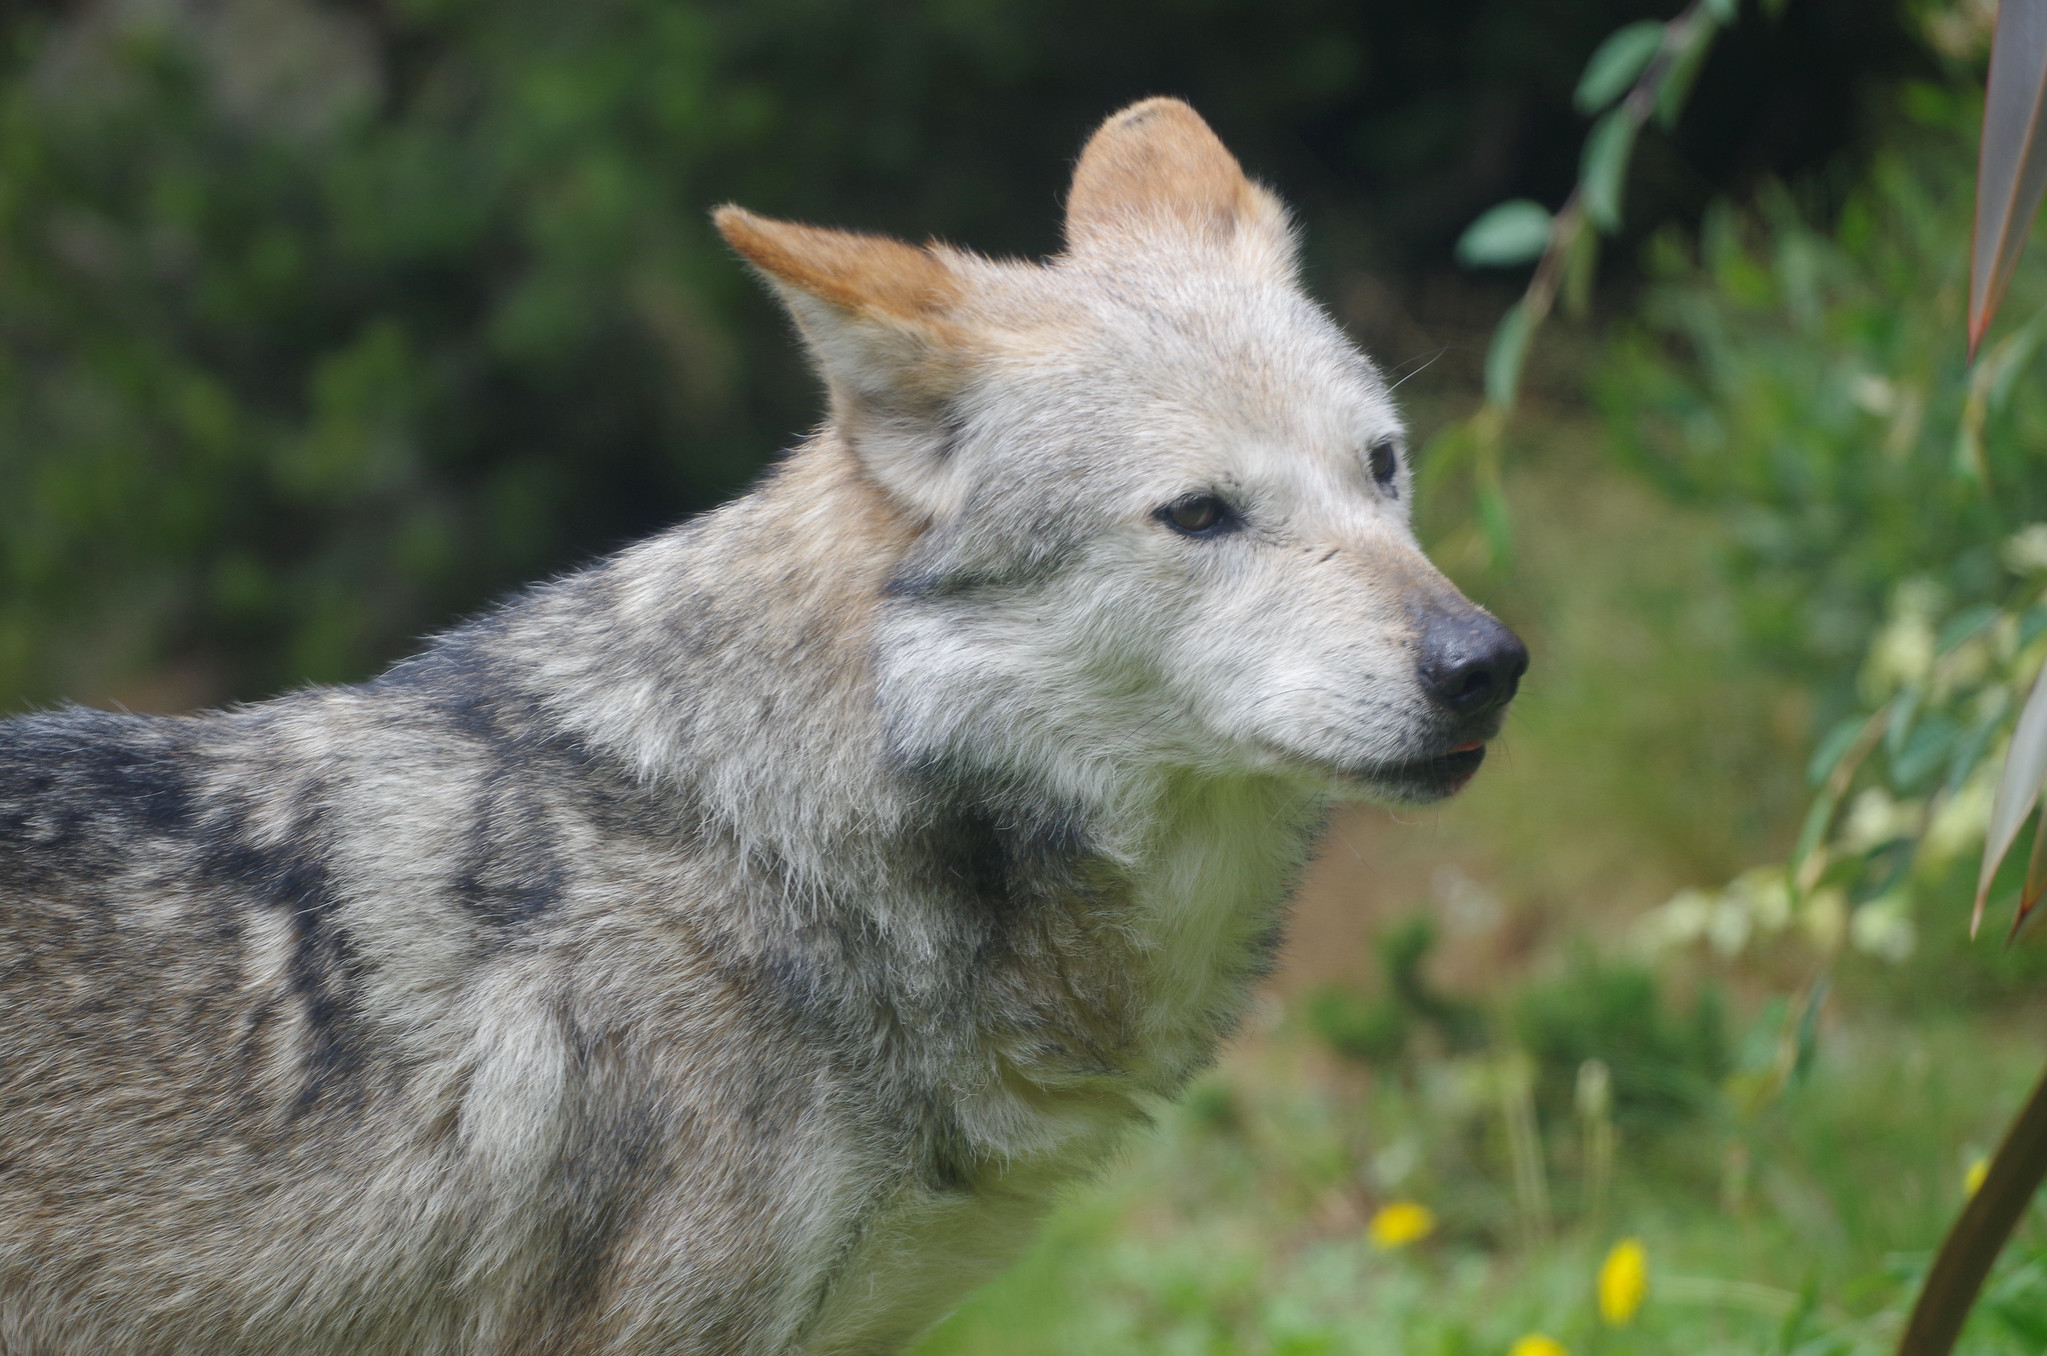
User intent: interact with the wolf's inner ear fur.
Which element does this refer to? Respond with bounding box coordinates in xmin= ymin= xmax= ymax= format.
xmin=715 ymin=205 xmax=971 ymax=517
xmin=1063 ymin=97 xmax=1295 ymax=277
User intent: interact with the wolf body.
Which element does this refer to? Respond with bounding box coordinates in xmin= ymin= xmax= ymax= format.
xmin=0 ymin=100 xmax=1523 ymax=1354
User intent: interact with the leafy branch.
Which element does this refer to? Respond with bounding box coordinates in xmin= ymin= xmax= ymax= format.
xmin=1427 ymin=0 xmax=1770 ymax=566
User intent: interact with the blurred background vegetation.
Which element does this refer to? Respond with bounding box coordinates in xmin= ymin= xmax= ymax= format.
xmin=9 ymin=0 xmax=2047 ymax=1351
xmin=0 ymin=0 xmax=1912 ymax=707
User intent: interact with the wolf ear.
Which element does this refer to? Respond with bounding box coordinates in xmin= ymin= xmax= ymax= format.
xmin=715 ymin=205 xmax=971 ymax=516
xmin=1063 ymin=98 xmax=1295 ymax=274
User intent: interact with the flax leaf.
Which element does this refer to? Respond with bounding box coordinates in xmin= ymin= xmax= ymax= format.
xmin=1975 ymin=659 xmax=2047 ymax=936
xmin=1970 ymin=0 xmax=2047 ymax=355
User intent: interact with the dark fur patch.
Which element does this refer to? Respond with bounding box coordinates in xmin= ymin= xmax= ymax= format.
xmin=883 ymin=517 xmax=1080 ymax=600
xmin=910 ymin=770 xmax=1097 ymax=924
xmin=534 ymin=1019 xmax=661 ymax=1331
xmin=760 ymin=948 xmax=833 ymax=1023
xmin=0 ymin=710 xmax=198 ymax=888
xmin=378 ymin=630 xmax=535 ymax=745
xmin=385 ymin=625 xmax=662 ymax=861
xmin=920 ymin=1101 xmax=978 ymax=1194
xmin=452 ymin=776 xmax=568 ymax=929
xmin=0 ymin=710 xmax=368 ymax=1113
xmin=193 ymin=796 xmax=361 ymax=1114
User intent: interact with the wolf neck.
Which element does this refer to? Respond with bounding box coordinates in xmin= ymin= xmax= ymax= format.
xmin=506 ymin=437 xmax=923 ymax=879
xmin=495 ymin=434 xmax=1323 ymax=1074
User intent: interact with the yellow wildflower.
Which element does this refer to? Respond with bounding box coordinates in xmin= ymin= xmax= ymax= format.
xmin=1966 ymin=1157 xmax=1990 ymax=1197
xmin=1506 ymin=1335 xmax=1568 ymax=1356
xmin=1367 ymin=1200 xmax=1436 ymax=1249
xmin=1598 ymin=1237 xmax=1648 ymax=1326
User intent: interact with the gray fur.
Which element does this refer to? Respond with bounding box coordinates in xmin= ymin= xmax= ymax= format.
xmin=0 ymin=100 xmax=1520 ymax=1354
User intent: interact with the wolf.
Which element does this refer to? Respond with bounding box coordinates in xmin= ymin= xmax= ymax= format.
xmin=0 ymin=99 xmax=1524 ymax=1354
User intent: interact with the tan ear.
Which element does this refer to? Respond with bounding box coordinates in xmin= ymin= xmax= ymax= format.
xmin=715 ymin=206 xmax=963 ymax=333
xmin=715 ymin=205 xmax=973 ymax=514
xmin=1063 ymin=98 xmax=1294 ymax=266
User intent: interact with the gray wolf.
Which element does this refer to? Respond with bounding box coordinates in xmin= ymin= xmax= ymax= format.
xmin=0 ymin=98 xmax=1524 ymax=1354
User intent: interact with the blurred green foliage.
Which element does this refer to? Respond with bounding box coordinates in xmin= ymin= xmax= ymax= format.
xmin=1515 ymin=957 xmax=1731 ymax=1127
xmin=1307 ymin=917 xmax=1487 ymax=1064
xmin=1604 ymin=87 xmax=2047 ymax=994
xmin=0 ymin=0 xmax=1911 ymax=708
xmin=912 ymin=1016 xmax=2047 ymax=1355
xmin=1600 ymin=91 xmax=2047 ymax=693
xmin=1308 ymin=927 xmax=1733 ymax=1132
xmin=1 ymin=1 xmax=775 ymax=700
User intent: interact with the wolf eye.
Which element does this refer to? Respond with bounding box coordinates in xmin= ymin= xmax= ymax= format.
xmin=1158 ymin=494 xmax=1234 ymax=536
xmin=1368 ymin=439 xmax=1400 ymax=492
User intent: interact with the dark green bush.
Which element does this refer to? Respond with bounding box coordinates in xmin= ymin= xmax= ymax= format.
xmin=1514 ymin=957 xmax=1730 ymax=1127
xmin=1304 ymin=988 xmax=1412 ymax=1066
xmin=1305 ymin=915 xmax=1486 ymax=1067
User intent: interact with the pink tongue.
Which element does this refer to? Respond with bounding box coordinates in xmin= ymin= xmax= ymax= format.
xmin=1450 ymin=741 xmax=1484 ymax=754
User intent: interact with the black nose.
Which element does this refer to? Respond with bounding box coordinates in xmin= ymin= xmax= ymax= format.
xmin=1417 ymin=607 xmax=1528 ymax=714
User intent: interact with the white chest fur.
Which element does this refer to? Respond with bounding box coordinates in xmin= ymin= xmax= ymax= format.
xmin=1120 ymin=776 xmax=1320 ymax=1071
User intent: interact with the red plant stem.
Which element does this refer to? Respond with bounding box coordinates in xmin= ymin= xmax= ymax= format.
xmin=1899 ymin=1057 xmax=2047 ymax=1355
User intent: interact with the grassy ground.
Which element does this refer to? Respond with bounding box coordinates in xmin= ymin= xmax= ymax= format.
xmin=911 ymin=1019 xmax=2040 ymax=1356
xmin=910 ymin=400 xmax=2047 ymax=1356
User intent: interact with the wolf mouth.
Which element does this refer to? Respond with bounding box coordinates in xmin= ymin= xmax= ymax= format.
xmin=1397 ymin=743 xmax=1486 ymax=787
xmin=1350 ymin=740 xmax=1489 ymax=801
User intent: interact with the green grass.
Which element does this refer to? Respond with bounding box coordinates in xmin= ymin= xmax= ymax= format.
xmin=912 ymin=1017 xmax=2045 ymax=1356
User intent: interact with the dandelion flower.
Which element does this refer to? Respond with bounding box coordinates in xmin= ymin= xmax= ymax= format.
xmin=1598 ymin=1237 xmax=1648 ymax=1326
xmin=1966 ymin=1156 xmax=1990 ymax=1197
xmin=1367 ymin=1200 xmax=1436 ymax=1249
xmin=1507 ymin=1334 xmax=1568 ymax=1356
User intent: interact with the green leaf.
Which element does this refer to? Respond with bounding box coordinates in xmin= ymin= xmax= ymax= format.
xmin=1807 ymin=715 xmax=1866 ymax=789
xmin=1988 ymin=311 xmax=2047 ymax=412
xmin=1937 ymin=603 xmax=2000 ymax=656
xmin=1896 ymin=714 xmax=1961 ymax=791
xmin=1987 ymin=1288 xmax=2047 ymax=1352
xmin=1475 ymin=479 xmax=1513 ymax=571
xmin=1976 ymin=660 xmax=2047 ymax=935
xmin=2024 ymin=603 xmax=2047 ymax=650
xmin=1654 ymin=14 xmax=1721 ymax=130
xmin=1887 ymin=685 xmax=1924 ymax=765
xmin=1950 ymin=707 xmax=2007 ymax=793
xmin=1581 ymin=109 xmax=1640 ymax=235
xmin=1704 ymin=0 xmax=1738 ymax=22
xmin=1484 ymin=300 xmax=1535 ymax=409
xmin=1455 ymin=199 xmax=1554 ymax=268
xmin=1791 ymin=973 xmax=1827 ymax=1081
xmin=1574 ymin=21 xmax=1665 ymax=116
xmin=1775 ymin=1272 xmax=1820 ymax=1353
xmin=1791 ymin=787 xmax=1840 ymax=874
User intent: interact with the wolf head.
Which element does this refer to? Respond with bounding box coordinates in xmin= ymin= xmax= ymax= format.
xmin=716 ymin=98 xmax=1524 ymax=811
